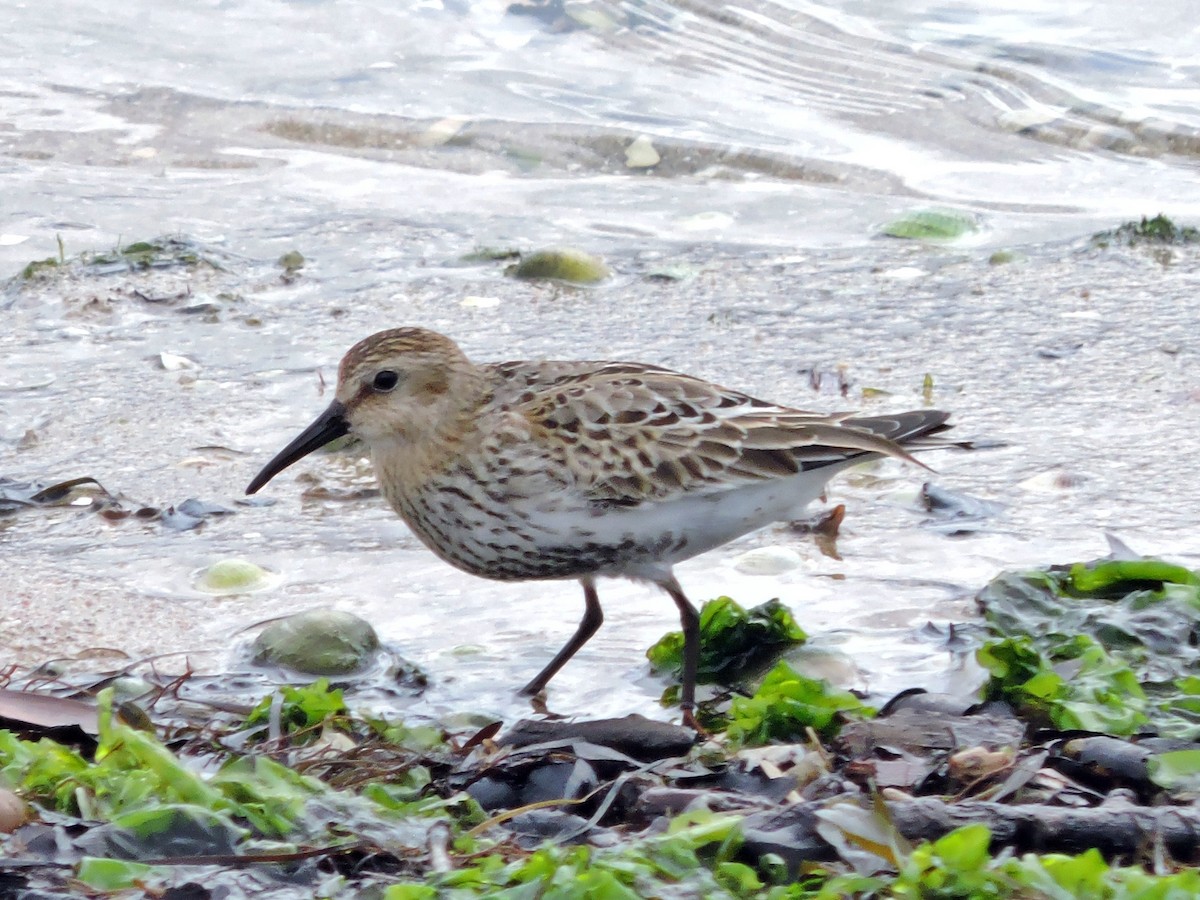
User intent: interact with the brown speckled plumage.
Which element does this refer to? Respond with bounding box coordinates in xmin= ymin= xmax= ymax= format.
xmin=248 ymin=327 xmax=959 ymax=728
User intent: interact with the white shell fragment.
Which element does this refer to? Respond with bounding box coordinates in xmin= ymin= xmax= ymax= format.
xmin=461 ymin=295 xmax=501 ymax=308
xmin=624 ymin=134 xmax=661 ymax=169
xmin=158 ymin=352 xmax=197 ymax=371
xmin=1018 ymin=468 xmax=1087 ymax=493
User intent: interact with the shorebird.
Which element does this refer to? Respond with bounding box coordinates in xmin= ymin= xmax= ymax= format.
xmin=247 ymin=328 xmax=955 ymax=728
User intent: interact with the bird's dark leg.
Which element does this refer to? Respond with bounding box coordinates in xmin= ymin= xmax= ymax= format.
xmin=519 ymin=578 xmax=603 ymax=698
xmin=662 ymin=576 xmax=702 ymax=731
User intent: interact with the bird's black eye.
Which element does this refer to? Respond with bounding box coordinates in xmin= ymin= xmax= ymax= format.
xmin=372 ymin=370 xmax=400 ymax=392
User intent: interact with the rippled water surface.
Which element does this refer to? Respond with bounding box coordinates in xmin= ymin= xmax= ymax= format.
xmin=4 ymin=0 xmax=1200 ymax=724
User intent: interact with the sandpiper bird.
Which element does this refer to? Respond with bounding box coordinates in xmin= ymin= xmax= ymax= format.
xmin=247 ymin=328 xmax=955 ymax=728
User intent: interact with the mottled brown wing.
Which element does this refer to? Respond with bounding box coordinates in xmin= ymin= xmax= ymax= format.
xmin=490 ymin=361 xmax=950 ymax=504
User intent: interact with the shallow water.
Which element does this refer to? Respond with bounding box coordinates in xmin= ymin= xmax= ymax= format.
xmin=4 ymin=0 xmax=1200 ymax=724
xmin=6 ymin=239 xmax=1200 ymax=723
xmin=4 ymin=0 xmax=1200 ymax=271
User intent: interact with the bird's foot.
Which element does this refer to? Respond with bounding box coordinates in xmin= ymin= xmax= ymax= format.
xmin=681 ymin=707 xmax=710 ymax=737
xmin=517 ymin=687 xmax=551 ymax=716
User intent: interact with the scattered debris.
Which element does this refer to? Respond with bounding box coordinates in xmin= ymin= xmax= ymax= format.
xmin=0 ymin=476 xmax=235 ymax=531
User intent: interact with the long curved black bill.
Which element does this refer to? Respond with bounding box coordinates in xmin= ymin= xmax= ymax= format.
xmin=246 ymin=400 xmax=350 ymax=495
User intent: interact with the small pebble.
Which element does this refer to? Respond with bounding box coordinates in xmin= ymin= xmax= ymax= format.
xmin=252 ymin=608 xmax=380 ymax=676
xmin=0 ymin=789 xmax=27 ymax=833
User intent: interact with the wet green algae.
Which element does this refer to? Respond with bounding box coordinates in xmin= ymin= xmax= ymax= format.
xmin=648 ymin=596 xmax=871 ymax=743
xmin=16 ymin=236 xmax=216 ymax=283
xmin=977 ymin=558 xmax=1200 ymax=739
xmin=1091 ymin=214 xmax=1200 ymax=247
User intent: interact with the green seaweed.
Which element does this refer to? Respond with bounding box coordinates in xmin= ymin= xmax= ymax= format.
xmin=977 ymin=559 xmax=1200 ymax=737
xmin=76 ymin=858 xmax=158 ymax=891
xmin=977 ymin=635 xmax=1148 ymax=734
xmin=880 ymin=210 xmax=977 ymax=241
xmin=244 ymin=677 xmax=348 ymax=733
xmin=19 ymin=257 xmax=60 ymax=280
xmin=647 ymin=596 xmax=807 ymax=685
xmin=392 ymin=810 xmax=750 ymax=899
xmin=819 ymin=824 xmax=1200 ymax=899
xmin=11 ymin=235 xmax=216 ymax=284
xmin=1092 ymin=214 xmax=1200 ymax=247
xmin=726 ymin=661 xmax=873 ymax=746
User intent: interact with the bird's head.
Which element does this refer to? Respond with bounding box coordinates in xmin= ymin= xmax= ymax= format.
xmin=246 ymin=327 xmax=480 ymax=495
